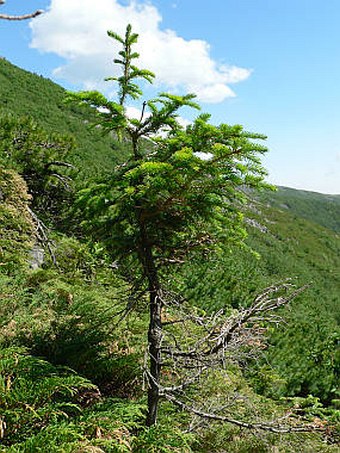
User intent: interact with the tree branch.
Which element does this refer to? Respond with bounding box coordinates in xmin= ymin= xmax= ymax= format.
xmin=44 ymin=161 xmax=75 ymax=169
xmin=0 ymin=10 xmax=43 ymax=21
xmin=161 ymin=282 xmax=308 ymax=365
xmin=27 ymin=207 xmax=57 ymax=266
xmin=164 ymin=393 xmax=323 ymax=434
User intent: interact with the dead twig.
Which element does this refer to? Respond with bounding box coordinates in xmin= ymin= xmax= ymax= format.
xmin=27 ymin=207 xmax=57 ymax=266
xmin=0 ymin=1 xmax=43 ymax=21
xmin=164 ymin=393 xmax=324 ymax=434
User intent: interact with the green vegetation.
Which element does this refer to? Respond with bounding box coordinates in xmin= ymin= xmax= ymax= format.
xmin=179 ymin=196 xmax=340 ymax=405
xmin=0 ymin=168 xmax=34 ymax=271
xmin=67 ymin=24 xmax=278 ymax=428
xmin=0 ymin=58 xmax=128 ymax=184
xmin=0 ymin=26 xmax=339 ymax=451
xmin=262 ymin=185 xmax=340 ymax=233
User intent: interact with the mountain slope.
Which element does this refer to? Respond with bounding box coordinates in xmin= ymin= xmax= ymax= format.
xmin=262 ymin=185 xmax=340 ymax=233
xmin=0 ymin=57 xmax=127 ymax=185
xmin=0 ymin=57 xmax=339 ymax=450
xmin=1 ymin=57 xmax=339 ymax=404
xmin=179 ymin=192 xmax=340 ymax=402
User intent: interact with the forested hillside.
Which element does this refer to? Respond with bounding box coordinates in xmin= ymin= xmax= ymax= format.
xmin=0 ymin=57 xmax=128 ymax=182
xmin=180 ymin=193 xmax=340 ymax=403
xmin=0 ymin=55 xmax=339 ymax=452
xmin=262 ymin=186 xmax=340 ymax=233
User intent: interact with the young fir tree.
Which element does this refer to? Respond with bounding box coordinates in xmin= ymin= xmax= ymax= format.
xmin=67 ymin=24 xmax=271 ymax=427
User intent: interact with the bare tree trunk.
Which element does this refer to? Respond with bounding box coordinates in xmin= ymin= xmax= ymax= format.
xmin=146 ymin=285 xmax=162 ymax=426
xmin=138 ymin=219 xmax=163 ymax=426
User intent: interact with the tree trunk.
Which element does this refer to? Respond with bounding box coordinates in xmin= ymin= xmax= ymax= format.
xmin=146 ymin=286 xmax=162 ymax=426
xmin=138 ymin=219 xmax=163 ymax=426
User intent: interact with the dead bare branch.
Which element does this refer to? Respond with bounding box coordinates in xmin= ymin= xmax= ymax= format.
xmin=161 ymin=282 xmax=309 ymax=367
xmin=139 ymin=281 xmax=321 ymax=434
xmin=0 ymin=1 xmax=43 ymax=21
xmin=164 ymin=393 xmax=323 ymax=434
xmin=27 ymin=207 xmax=57 ymax=266
xmin=45 ymin=161 xmax=75 ymax=169
xmin=50 ymin=173 xmax=73 ymax=191
xmin=0 ymin=10 xmax=43 ymax=21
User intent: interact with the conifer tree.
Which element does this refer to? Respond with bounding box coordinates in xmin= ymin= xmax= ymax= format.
xmin=67 ymin=25 xmax=307 ymax=429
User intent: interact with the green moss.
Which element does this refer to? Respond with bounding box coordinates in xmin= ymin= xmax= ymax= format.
xmin=0 ymin=168 xmax=34 ymax=271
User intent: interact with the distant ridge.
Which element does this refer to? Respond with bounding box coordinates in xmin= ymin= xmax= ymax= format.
xmin=261 ymin=185 xmax=340 ymax=233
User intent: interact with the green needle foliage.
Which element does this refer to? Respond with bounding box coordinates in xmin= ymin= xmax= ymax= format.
xmin=106 ymin=24 xmax=155 ymax=105
xmin=67 ymin=26 xmax=269 ymax=269
xmin=68 ymin=24 xmax=270 ymax=426
xmin=0 ymin=113 xmax=75 ymax=226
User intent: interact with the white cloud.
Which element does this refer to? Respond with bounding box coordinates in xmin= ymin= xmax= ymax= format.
xmin=126 ymin=106 xmax=191 ymax=138
xmin=125 ymin=106 xmax=147 ymax=121
xmin=30 ymin=0 xmax=251 ymax=103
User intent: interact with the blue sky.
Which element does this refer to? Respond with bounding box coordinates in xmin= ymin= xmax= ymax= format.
xmin=1 ymin=0 xmax=340 ymax=194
